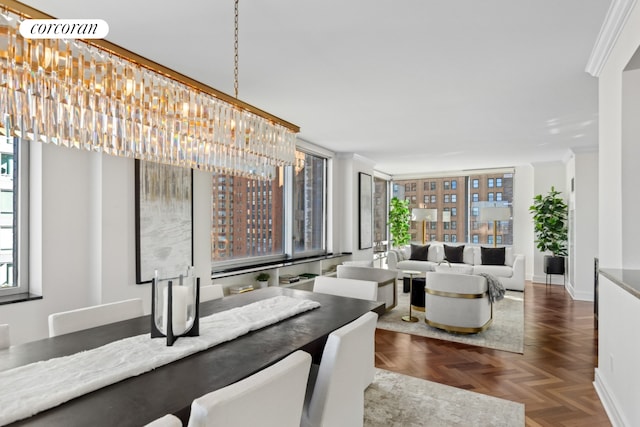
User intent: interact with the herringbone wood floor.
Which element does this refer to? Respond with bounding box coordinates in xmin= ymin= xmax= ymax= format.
xmin=374 ymin=281 xmax=611 ymax=427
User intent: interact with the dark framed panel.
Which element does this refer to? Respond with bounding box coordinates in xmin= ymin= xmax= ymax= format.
xmin=359 ymin=172 xmax=373 ymax=249
xmin=135 ymin=160 xmax=193 ymax=284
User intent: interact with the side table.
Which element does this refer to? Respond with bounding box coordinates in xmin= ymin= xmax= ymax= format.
xmin=402 ymin=270 xmax=422 ymax=322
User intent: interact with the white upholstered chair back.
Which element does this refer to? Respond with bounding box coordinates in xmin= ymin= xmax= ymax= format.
xmin=301 ymin=311 xmax=378 ymax=427
xmin=199 ymin=284 xmax=224 ymax=302
xmin=312 ymin=276 xmax=378 ymax=302
xmin=187 ymin=350 xmax=311 ymax=427
xmin=143 ymin=414 xmax=182 ymax=427
xmin=0 ymin=323 xmax=9 ymax=350
xmin=48 ymin=298 xmax=144 ymax=337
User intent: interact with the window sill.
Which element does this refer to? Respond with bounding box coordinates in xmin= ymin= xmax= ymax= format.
xmin=0 ymin=293 xmax=43 ymax=306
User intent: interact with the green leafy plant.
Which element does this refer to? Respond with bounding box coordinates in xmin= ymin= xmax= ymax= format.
xmin=256 ymin=272 xmax=270 ymax=282
xmin=388 ymin=197 xmax=411 ymax=248
xmin=529 ymin=186 xmax=568 ymax=257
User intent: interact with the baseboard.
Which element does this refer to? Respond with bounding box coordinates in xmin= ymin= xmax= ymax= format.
xmin=593 ymin=368 xmax=629 ymax=427
xmin=565 ymin=282 xmax=594 ymax=301
xmin=531 ymin=274 xmax=565 ymax=285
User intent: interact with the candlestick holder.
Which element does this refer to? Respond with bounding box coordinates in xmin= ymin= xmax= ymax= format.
xmin=151 ymin=266 xmax=200 ymax=346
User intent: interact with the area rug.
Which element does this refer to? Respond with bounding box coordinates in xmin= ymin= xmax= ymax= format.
xmin=364 ymin=368 xmax=525 ymax=426
xmin=376 ymin=288 xmax=524 ymax=353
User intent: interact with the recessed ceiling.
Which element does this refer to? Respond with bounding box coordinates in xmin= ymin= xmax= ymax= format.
xmin=19 ymin=0 xmax=610 ymax=176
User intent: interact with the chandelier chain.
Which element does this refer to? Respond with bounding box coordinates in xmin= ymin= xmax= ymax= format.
xmin=234 ymin=0 xmax=239 ymax=99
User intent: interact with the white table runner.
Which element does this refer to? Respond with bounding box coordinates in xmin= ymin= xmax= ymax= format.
xmin=0 ymin=295 xmax=320 ymax=426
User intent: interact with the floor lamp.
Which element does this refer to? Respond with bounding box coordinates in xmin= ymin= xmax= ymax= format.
xmin=411 ymin=208 xmax=438 ymax=244
xmin=478 ymin=206 xmax=511 ymax=247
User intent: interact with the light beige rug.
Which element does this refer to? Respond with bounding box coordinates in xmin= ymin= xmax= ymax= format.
xmin=365 ymin=369 xmax=525 ymax=426
xmin=376 ymin=289 xmax=524 ymax=353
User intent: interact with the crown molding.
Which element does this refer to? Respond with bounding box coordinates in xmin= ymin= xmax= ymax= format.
xmin=585 ymin=0 xmax=638 ymax=77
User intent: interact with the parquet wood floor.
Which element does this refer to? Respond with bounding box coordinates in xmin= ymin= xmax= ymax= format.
xmin=375 ymin=281 xmax=611 ymax=426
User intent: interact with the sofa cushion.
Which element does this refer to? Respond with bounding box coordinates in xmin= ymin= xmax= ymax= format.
xmin=397 ymin=260 xmax=438 ymax=272
xmin=444 ymin=244 xmax=464 ymax=263
xmin=504 ymin=247 xmax=515 ymax=267
xmin=481 ymin=247 xmax=506 ymax=265
xmin=410 ymin=244 xmax=430 ymax=261
xmin=473 ymin=265 xmax=513 ymax=278
xmin=464 ymin=246 xmax=478 ymax=265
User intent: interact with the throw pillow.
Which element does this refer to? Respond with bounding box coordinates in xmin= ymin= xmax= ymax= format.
xmin=409 ymin=244 xmax=430 ymax=261
xmin=443 ymin=244 xmax=464 ymax=263
xmin=481 ymin=247 xmax=506 ymax=265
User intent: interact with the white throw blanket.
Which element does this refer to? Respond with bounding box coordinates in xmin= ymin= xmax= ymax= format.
xmin=0 ymin=296 xmax=320 ymax=426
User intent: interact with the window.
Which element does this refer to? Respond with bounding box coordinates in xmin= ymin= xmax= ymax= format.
xmin=497 ymin=235 xmax=502 ymax=244
xmin=451 ymin=234 xmax=457 ymax=243
xmin=430 ymin=222 xmax=436 ymax=230
xmin=444 ymin=234 xmax=450 ymax=242
xmin=488 ymin=235 xmax=494 ymax=245
xmin=451 ymin=221 xmax=457 ymax=230
xmin=391 ymin=170 xmax=514 ymax=244
xmin=0 ymin=135 xmax=28 ymax=295
xmin=472 ymin=235 xmax=479 ymax=244
xmin=404 ymin=183 xmax=411 ymax=193
xmin=211 ymin=149 xmax=327 ymax=268
xmin=444 ymin=222 xmax=450 ymax=230
xmin=293 ymin=151 xmax=326 ymax=256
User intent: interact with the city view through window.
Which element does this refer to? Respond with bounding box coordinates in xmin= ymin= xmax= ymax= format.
xmin=211 ymin=150 xmax=326 ymax=266
xmin=389 ymin=172 xmax=514 ymax=246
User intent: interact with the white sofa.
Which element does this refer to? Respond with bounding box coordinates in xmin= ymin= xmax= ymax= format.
xmin=387 ymin=243 xmax=525 ymax=291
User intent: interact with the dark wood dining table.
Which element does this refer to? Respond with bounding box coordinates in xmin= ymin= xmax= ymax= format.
xmin=1 ymin=286 xmax=384 ymax=426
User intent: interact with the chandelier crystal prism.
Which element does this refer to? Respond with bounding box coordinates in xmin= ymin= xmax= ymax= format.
xmin=0 ymin=1 xmax=298 ymax=179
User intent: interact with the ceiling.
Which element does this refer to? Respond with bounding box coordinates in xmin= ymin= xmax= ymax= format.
xmin=20 ymin=0 xmax=611 ymax=176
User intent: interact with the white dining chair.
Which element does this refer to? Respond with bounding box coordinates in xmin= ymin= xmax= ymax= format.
xmin=312 ymin=276 xmax=378 ymax=302
xmin=199 ymin=284 xmax=224 ymax=302
xmin=301 ymin=311 xmax=378 ymax=427
xmin=48 ymin=298 xmax=144 ymax=337
xmin=187 ymin=350 xmax=312 ymax=427
xmin=144 ymin=414 xmax=182 ymax=427
xmin=0 ymin=323 xmax=9 ymax=350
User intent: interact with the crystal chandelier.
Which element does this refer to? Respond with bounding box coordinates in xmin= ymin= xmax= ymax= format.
xmin=0 ymin=0 xmax=298 ymax=179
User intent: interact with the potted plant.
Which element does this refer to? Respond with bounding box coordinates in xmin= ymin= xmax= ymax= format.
xmin=529 ymin=186 xmax=568 ymax=276
xmin=388 ymin=197 xmax=411 ymax=248
xmin=256 ymin=272 xmax=270 ymax=288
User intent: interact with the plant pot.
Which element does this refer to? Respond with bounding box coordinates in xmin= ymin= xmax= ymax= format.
xmin=258 ymin=281 xmax=268 ymax=289
xmin=544 ymin=255 xmax=565 ymax=275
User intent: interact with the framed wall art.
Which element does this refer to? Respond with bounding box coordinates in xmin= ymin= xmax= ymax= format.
xmin=135 ymin=160 xmax=193 ymax=284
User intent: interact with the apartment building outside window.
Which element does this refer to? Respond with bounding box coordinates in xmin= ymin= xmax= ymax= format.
xmin=392 ymin=171 xmax=513 ymax=245
xmin=211 ymin=149 xmax=327 ymax=268
xmin=0 ymin=134 xmax=27 ymax=295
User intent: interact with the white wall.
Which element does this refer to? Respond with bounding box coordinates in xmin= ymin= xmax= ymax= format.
xmin=0 ymin=144 xmax=213 ymax=345
xmin=530 ymin=161 xmax=568 ymax=284
xmin=593 ymin=2 xmax=640 ymax=425
xmin=513 ymin=165 xmax=535 ymax=281
xmin=566 ymin=150 xmax=599 ymax=301
xmin=621 ymin=68 xmax=640 ymax=268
